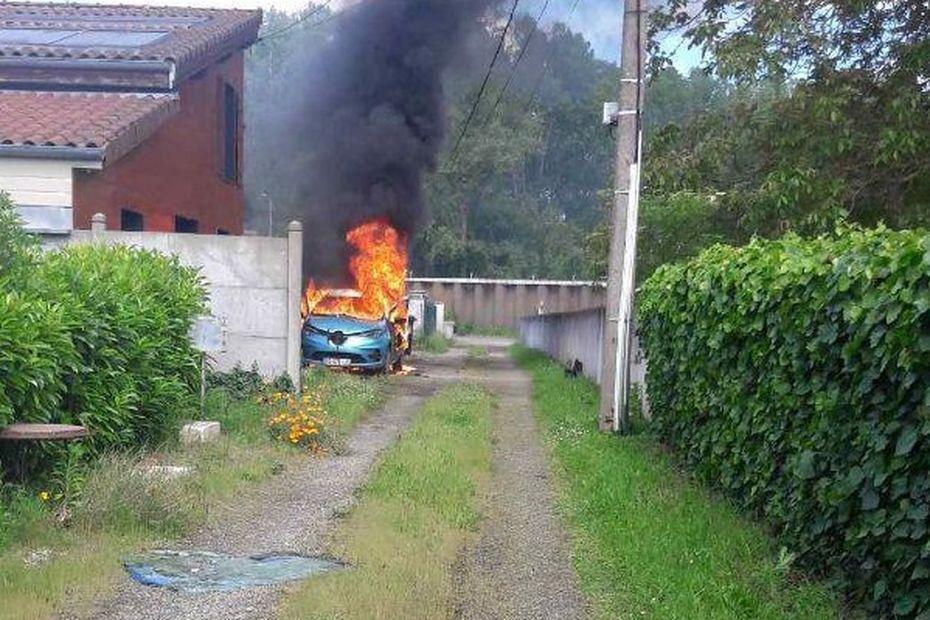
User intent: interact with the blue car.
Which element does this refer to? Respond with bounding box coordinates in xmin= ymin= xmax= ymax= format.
xmin=302 ymin=313 xmax=402 ymax=372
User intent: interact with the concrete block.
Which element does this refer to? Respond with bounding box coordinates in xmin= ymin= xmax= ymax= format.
xmin=180 ymin=421 xmax=222 ymax=445
xmin=139 ymin=465 xmax=195 ymax=480
xmin=443 ymin=322 xmax=455 ymax=339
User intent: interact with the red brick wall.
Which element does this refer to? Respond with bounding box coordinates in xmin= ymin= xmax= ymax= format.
xmin=73 ymin=53 xmax=245 ymax=234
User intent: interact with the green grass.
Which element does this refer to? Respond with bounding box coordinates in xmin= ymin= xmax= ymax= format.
xmin=455 ymin=323 xmax=515 ymax=338
xmin=304 ymin=368 xmax=386 ymax=435
xmin=277 ymin=383 xmax=495 ymax=620
xmin=420 ymin=333 xmax=453 ymax=354
xmin=512 ymin=346 xmax=847 ymax=620
xmin=0 ymin=371 xmax=388 ymax=619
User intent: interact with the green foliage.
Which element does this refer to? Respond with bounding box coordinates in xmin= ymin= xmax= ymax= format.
xmin=0 ymin=192 xmax=36 ymax=284
xmin=29 ymin=245 xmax=205 ymax=451
xmin=512 ymin=345 xmax=842 ymax=618
xmin=637 ymin=226 xmax=930 ymax=616
xmin=207 ymin=363 xmax=266 ymax=400
xmin=420 ymin=333 xmax=452 ymax=354
xmin=0 ymin=241 xmax=206 ymax=482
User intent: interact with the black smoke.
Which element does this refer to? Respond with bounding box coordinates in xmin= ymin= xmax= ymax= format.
xmin=265 ymin=0 xmax=497 ymax=283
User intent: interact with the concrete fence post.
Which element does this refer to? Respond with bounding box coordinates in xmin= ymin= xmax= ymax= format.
xmin=90 ymin=212 xmax=107 ymax=232
xmin=286 ymin=221 xmax=303 ymax=393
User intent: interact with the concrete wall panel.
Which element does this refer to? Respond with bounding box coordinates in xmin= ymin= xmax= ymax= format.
xmin=52 ymin=224 xmax=302 ymax=386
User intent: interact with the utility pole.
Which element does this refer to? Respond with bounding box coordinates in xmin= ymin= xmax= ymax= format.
xmin=599 ymin=0 xmax=647 ymax=432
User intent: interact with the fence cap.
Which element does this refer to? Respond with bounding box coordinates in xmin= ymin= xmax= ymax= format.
xmin=287 ymin=221 xmax=302 ymax=232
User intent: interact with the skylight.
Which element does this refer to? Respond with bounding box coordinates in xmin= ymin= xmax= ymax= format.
xmin=0 ymin=28 xmax=168 ymax=47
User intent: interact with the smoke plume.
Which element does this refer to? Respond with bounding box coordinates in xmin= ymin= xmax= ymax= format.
xmin=271 ymin=0 xmax=496 ymax=283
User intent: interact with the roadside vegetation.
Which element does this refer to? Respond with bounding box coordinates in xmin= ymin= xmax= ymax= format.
xmin=639 ymin=228 xmax=930 ymax=617
xmin=0 ymin=367 xmax=386 ymax=619
xmin=420 ymin=333 xmax=453 ymax=354
xmin=513 ymin=346 xmax=845 ymax=619
xmin=278 ymin=384 xmax=495 ymax=620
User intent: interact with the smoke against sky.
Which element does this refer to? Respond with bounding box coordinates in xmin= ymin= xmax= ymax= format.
xmin=262 ymin=0 xmax=497 ymax=283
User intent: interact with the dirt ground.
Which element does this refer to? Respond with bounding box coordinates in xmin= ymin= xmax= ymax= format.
xmin=75 ymin=338 xmax=584 ymax=620
xmin=455 ymin=337 xmax=586 ymax=619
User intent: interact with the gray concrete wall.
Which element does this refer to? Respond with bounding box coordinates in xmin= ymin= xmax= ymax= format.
xmin=408 ymin=278 xmax=606 ymax=330
xmin=47 ymin=215 xmax=303 ymax=388
xmin=520 ymin=307 xmax=646 ymax=393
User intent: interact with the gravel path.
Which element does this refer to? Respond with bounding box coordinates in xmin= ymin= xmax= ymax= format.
xmin=455 ymin=337 xmax=587 ymax=620
xmin=78 ymin=351 xmax=465 ymax=620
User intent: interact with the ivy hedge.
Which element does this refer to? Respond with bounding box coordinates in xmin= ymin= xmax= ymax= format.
xmin=0 ymin=196 xmax=205 ymax=478
xmin=638 ymin=227 xmax=930 ymax=617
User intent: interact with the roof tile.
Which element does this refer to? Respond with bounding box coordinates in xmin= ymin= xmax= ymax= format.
xmin=0 ymin=90 xmax=179 ymax=162
xmin=0 ymin=3 xmax=262 ymax=81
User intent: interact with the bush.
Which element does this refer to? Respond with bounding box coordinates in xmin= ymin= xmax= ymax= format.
xmin=29 ymin=245 xmax=206 ymax=450
xmin=638 ymin=226 xmax=930 ymax=617
xmin=0 ymin=241 xmax=206 ymax=481
xmin=0 ymin=293 xmax=76 ymax=427
xmin=0 ymin=192 xmax=36 ymax=284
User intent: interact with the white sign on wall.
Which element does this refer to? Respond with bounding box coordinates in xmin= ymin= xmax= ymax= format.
xmin=189 ymin=316 xmax=226 ymax=353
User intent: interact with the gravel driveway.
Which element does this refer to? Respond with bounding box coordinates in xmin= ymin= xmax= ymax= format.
xmin=455 ymin=338 xmax=587 ymax=619
xmin=76 ymin=351 xmax=465 ymax=620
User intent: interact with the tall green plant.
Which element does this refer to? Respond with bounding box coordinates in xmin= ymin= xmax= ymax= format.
xmin=0 ymin=192 xmax=36 ymax=285
xmin=638 ymin=226 xmax=930 ymax=617
xmin=31 ymin=245 xmax=206 ymax=448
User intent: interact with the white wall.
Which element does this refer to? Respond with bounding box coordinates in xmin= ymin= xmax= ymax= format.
xmin=0 ymin=158 xmax=96 ymax=234
xmin=47 ymin=223 xmax=304 ymax=387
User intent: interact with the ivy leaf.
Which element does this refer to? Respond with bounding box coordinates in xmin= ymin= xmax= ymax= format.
xmin=896 ymin=426 xmax=919 ymax=457
xmin=796 ymin=450 xmax=817 ymax=480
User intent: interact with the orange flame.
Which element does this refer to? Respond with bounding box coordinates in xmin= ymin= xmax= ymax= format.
xmin=302 ymin=219 xmax=409 ymax=322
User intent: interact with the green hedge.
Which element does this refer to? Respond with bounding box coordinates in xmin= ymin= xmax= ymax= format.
xmin=0 ymin=197 xmax=206 ymax=477
xmin=28 ymin=245 xmax=206 ymax=449
xmin=637 ymin=227 xmax=930 ymax=617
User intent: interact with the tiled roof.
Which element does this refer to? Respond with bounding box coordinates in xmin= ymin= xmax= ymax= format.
xmin=0 ymin=90 xmax=179 ymax=163
xmin=0 ymin=3 xmax=262 ymax=82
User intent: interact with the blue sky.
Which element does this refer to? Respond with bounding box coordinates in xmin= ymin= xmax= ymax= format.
xmin=46 ymin=0 xmax=704 ymax=70
xmin=522 ymin=0 xmax=704 ymax=70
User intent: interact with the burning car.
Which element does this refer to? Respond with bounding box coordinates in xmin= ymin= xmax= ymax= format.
xmin=301 ymin=220 xmax=411 ymax=373
xmin=302 ymin=290 xmax=405 ymax=372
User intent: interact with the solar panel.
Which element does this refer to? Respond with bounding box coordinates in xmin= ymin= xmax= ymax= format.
xmin=54 ymin=30 xmax=169 ymax=47
xmin=5 ymin=14 xmax=208 ymax=27
xmin=0 ymin=28 xmax=81 ymax=45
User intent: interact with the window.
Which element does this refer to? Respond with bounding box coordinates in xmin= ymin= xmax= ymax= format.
xmin=222 ymin=83 xmax=239 ymax=182
xmin=120 ymin=209 xmax=144 ymax=231
xmin=175 ymin=216 xmax=199 ymax=233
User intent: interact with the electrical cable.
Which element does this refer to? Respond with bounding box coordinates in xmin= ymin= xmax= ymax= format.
xmin=256 ymin=0 xmax=335 ymax=44
xmin=485 ymin=0 xmax=552 ymax=119
xmin=444 ymin=0 xmax=522 ymax=170
xmin=523 ymin=0 xmax=582 ymax=112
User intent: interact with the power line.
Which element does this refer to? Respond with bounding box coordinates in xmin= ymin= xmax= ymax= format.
xmin=256 ymin=0 xmax=335 ymax=44
xmin=486 ymin=0 xmax=552 ymax=119
xmin=444 ymin=0 xmax=522 ymax=170
xmin=524 ymin=0 xmax=582 ymax=112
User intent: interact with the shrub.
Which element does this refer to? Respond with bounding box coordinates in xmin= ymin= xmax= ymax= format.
xmin=27 ymin=245 xmax=206 ymax=450
xmin=266 ymin=390 xmax=332 ymax=453
xmin=0 ymin=192 xmax=37 ymax=285
xmin=207 ymin=364 xmax=265 ymax=400
xmin=0 ymin=243 xmax=206 ymax=483
xmin=638 ymin=226 xmax=930 ymax=617
xmin=0 ymin=293 xmax=76 ymax=427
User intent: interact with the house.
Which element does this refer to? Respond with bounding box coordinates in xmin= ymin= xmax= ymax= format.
xmin=0 ymin=3 xmax=262 ymax=235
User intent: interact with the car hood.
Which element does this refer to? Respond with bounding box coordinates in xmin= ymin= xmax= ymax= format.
xmin=305 ymin=314 xmax=386 ymax=334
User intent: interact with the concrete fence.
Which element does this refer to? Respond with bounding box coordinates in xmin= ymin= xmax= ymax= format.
xmin=45 ymin=214 xmax=303 ymax=387
xmin=407 ymin=277 xmax=606 ymax=330
xmin=520 ymin=307 xmax=647 ymax=394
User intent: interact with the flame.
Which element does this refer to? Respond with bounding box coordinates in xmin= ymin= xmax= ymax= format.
xmin=302 ymin=219 xmax=409 ymax=323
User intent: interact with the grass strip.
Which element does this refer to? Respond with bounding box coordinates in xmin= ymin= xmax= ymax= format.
xmin=0 ymin=370 xmax=387 ymax=620
xmin=513 ymin=346 xmax=847 ymax=620
xmin=277 ymin=383 xmax=494 ymax=620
